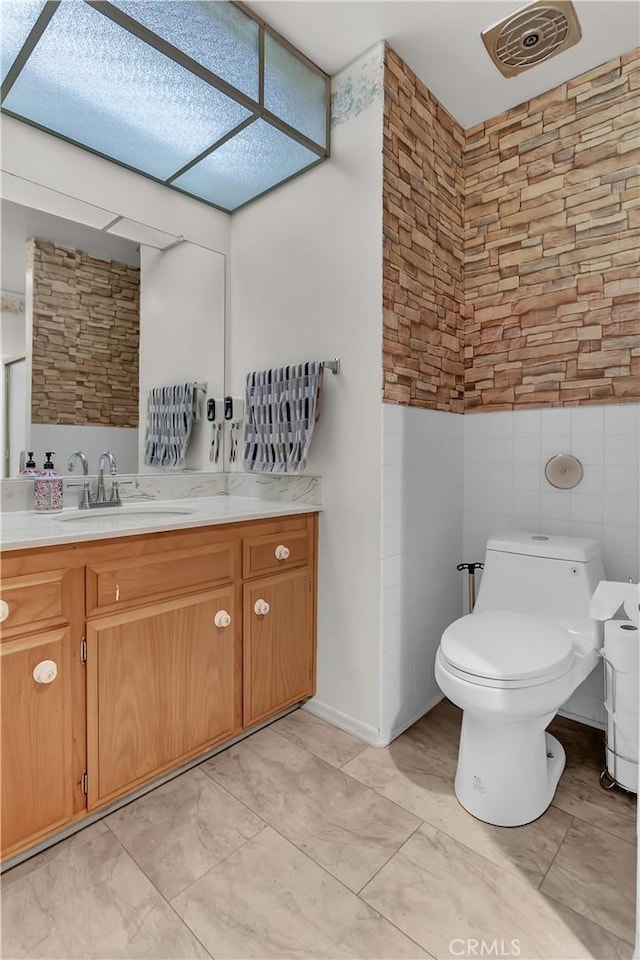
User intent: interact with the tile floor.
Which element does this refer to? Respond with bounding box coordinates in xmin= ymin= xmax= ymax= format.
xmin=1 ymin=701 xmax=636 ymax=960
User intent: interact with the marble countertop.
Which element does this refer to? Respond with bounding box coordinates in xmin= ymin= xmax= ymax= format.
xmin=0 ymin=495 xmax=321 ymax=552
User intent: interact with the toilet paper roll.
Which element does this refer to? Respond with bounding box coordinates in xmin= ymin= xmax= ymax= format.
xmin=605 ymin=708 xmax=639 ymax=760
xmin=590 ymin=580 xmax=640 ymax=625
xmin=604 ymin=620 xmax=639 ymax=673
xmin=605 ymin=673 xmax=640 ymax=710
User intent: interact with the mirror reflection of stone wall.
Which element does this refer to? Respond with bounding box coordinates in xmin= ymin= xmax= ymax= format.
xmin=1 ymin=200 xmax=142 ymax=475
xmin=29 ymin=238 xmax=140 ymax=427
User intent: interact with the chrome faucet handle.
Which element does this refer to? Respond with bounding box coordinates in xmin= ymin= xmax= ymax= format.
xmin=109 ymin=480 xmax=133 ymax=505
xmin=67 ymin=480 xmax=92 ymax=509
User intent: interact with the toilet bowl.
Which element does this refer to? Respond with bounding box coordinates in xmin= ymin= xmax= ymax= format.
xmin=436 ymin=532 xmax=605 ymax=827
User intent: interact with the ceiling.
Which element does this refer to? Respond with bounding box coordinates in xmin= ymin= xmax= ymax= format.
xmin=246 ymin=1 xmax=640 ymax=129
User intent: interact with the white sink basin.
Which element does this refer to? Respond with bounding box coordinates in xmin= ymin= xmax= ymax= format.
xmin=56 ymin=506 xmax=196 ymax=522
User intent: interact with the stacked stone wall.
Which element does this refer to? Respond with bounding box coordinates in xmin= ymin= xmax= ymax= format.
xmin=30 ymin=239 xmax=140 ymax=426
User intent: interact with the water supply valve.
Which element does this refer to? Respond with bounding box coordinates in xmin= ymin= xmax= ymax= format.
xmin=457 ymin=562 xmax=484 ymax=612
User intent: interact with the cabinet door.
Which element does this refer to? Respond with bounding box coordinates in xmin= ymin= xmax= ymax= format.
xmin=244 ymin=569 xmax=314 ymax=727
xmin=86 ymin=587 xmax=238 ymax=809
xmin=1 ymin=627 xmax=74 ymax=856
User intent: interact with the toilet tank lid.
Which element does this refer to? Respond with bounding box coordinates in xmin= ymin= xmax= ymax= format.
xmin=487 ymin=532 xmax=601 ymax=562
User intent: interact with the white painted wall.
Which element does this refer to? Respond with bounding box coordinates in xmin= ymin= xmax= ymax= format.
xmin=380 ymin=404 xmax=464 ymax=742
xmin=138 ymin=244 xmax=226 ymax=473
xmin=464 ymin=402 xmax=640 ymax=727
xmin=228 ymin=60 xmax=384 ymax=739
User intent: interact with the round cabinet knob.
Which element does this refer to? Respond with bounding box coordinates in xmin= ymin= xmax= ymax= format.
xmin=275 ymin=544 xmax=290 ymax=561
xmin=33 ymin=659 xmax=57 ymax=684
xmin=254 ymin=599 xmax=270 ymax=616
xmin=214 ymin=610 xmax=232 ymax=629
xmin=0 ymin=599 xmax=9 ymax=622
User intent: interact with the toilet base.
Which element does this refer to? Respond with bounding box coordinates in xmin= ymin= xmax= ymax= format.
xmin=454 ymin=712 xmax=566 ymax=827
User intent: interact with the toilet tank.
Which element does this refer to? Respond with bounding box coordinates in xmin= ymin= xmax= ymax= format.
xmin=475 ymin=532 xmax=605 ymax=643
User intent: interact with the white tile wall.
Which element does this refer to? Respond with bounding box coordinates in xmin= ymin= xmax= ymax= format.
xmin=464 ymin=403 xmax=640 ymax=584
xmin=464 ymin=402 xmax=640 ymax=728
xmin=380 ymin=404 xmax=464 ymax=743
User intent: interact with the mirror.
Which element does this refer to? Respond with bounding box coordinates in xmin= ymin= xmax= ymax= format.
xmin=0 ymin=187 xmax=226 ymax=478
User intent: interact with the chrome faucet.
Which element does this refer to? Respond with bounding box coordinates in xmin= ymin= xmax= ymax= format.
xmin=96 ymin=451 xmax=118 ymax=504
xmin=67 ymin=451 xmax=89 ymax=475
xmin=67 ymin=451 xmax=128 ymax=509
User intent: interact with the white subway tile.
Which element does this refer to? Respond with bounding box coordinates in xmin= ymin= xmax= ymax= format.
xmin=487 ymin=436 xmax=514 ymax=462
xmin=604 ymin=494 xmax=640 ymax=528
xmin=487 ymin=411 xmax=514 ymax=436
xmin=513 ymin=462 xmax=541 ymax=491
xmin=541 ymin=434 xmax=571 ymax=461
xmin=570 ymin=492 xmax=604 ymax=524
xmin=541 ymin=489 xmax=572 ymax=520
xmin=542 ymin=408 xmax=571 ymax=436
xmin=383 ymin=430 xmax=402 ymax=466
xmin=571 ymin=406 xmax=604 ymax=436
xmin=514 ymin=436 xmax=541 ymax=463
xmin=512 ymin=408 xmax=542 ymax=437
xmin=513 ymin=489 xmax=541 ymax=517
xmin=605 ymin=462 xmax=638 ymax=496
xmin=570 ymin=435 xmax=604 ymax=465
xmin=603 ymin=523 xmax=640 ymax=561
xmin=605 ymin=434 xmax=639 ymax=466
xmin=604 ymin=403 xmax=640 ymax=436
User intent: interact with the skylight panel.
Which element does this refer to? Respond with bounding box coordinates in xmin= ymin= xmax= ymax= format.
xmin=3 ymin=0 xmax=252 ymax=181
xmin=109 ymin=0 xmax=260 ymax=100
xmin=172 ymin=119 xmax=319 ymax=211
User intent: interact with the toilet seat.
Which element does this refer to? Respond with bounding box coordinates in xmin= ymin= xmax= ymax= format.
xmin=440 ymin=609 xmax=574 ymax=687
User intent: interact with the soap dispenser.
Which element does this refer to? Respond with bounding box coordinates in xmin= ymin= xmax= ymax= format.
xmin=33 ymin=452 xmax=64 ymax=513
xmin=21 ymin=452 xmax=39 ymax=476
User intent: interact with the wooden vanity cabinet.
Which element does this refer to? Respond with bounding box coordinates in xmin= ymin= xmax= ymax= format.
xmin=0 ymin=512 xmax=317 ymax=861
xmin=0 ymin=563 xmax=85 ymax=860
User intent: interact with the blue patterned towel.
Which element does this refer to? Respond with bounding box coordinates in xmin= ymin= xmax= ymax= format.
xmin=243 ymin=362 xmax=324 ymax=473
xmin=144 ymin=382 xmax=197 ymax=468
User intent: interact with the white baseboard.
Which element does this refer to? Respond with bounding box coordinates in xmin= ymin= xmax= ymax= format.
xmin=379 ymin=692 xmax=445 ymax=746
xmin=302 ymin=698 xmax=381 ymax=746
xmin=558 ymin=707 xmax=605 ymax=731
xmin=303 ymin=692 xmax=446 ymax=748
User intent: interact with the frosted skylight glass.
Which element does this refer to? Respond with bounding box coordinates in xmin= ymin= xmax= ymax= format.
xmin=3 ymin=0 xmax=251 ymax=180
xmin=1 ymin=0 xmax=47 ymax=82
xmin=110 ymin=0 xmax=259 ymax=100
xmin=173 ymin=119 xmax=319 ymax=211
xmin=264 ymin=34 xmax=327 ymax=147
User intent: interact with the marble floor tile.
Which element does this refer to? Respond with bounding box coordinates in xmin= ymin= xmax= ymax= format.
xmin=1 ymin=830 xmax=209 ymax=959
xmin=550 ymin=716 xmax=637 ymax=844
xmin=203 ymin=726 xmax=420 ymax=892
xmin=106 ymin=766 xmax=265 ymax=899
xmin=344 ymin=722 xmax=572 ymax=886
xmin=172 ymin=825 xmax=429 ymax=959
xmin=361 ymin=822 xmax=632 ymax=960
xmin=541 ymin=818 xmax=637 ymax=943
xmin=270 ymin=707 xmax=368 ymax=768
xmin=1 ymin=820 xmax=109 ymax=891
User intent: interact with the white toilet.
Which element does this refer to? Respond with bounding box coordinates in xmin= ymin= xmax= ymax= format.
xmin=435 ymin=532 xmax=605 ymax=827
